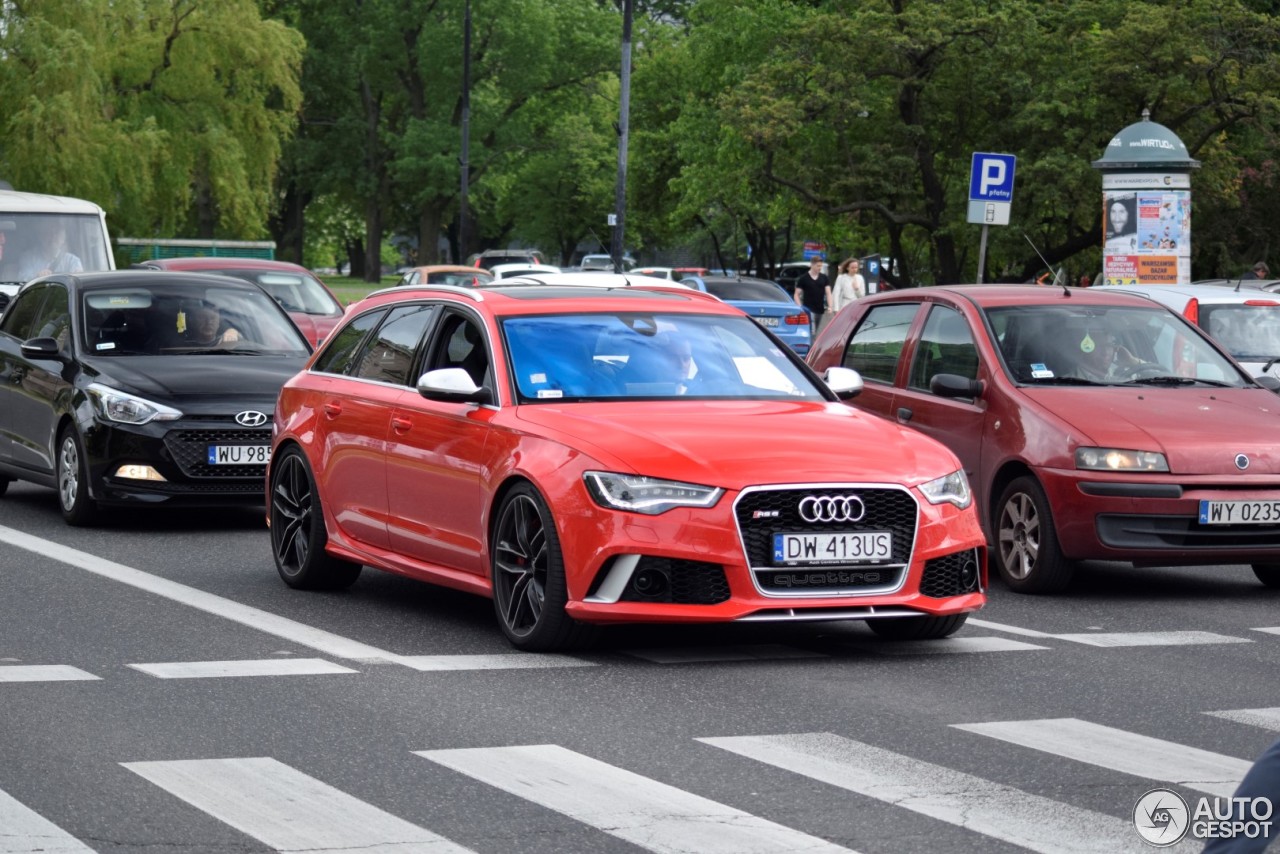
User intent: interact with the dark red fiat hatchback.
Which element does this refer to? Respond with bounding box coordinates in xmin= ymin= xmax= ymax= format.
xmin=808 ymin=284 xmax=1280 ymax=593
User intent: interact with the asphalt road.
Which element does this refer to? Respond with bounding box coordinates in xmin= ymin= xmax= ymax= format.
xmin=2 ymin=479 xmax=1278 ymax=853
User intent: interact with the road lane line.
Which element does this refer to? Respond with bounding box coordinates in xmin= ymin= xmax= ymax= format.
xmin=700 ymin=732 xmax=1138 ymax=853
xmin=1206 ymin=707 xmax=1280 ymax=732
xmin=965 ymin=618 xmax=1056 ymax=638
xmin=954 ymin=718 xmax=1250 ymax=796
xmin=0 ymin=525 xmax=404 ymax=665
xmin=123 ymin=757 xmax=474 ymax=853
xmin=1051 ymin=631 xmax=1249 ymax=647
xmin=0 ymin=665 xmax=99 ymax=683
xmin=417 ymin=744 xmax=854 ymax=854
xmin=128 ymin=658 xmax=357 ymax=679
xmin=396 ymin=654 xmax=595 ymax=671
xmin=0 ymin=788 xmax=96 ymax=852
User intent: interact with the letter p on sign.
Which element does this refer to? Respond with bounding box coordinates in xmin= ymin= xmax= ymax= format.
xmin=980 ymin=160 xmax=1006 ymax=195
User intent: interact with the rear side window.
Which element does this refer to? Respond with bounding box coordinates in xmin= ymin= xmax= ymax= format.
xmin=843 ymin=303 xmax=918 ymax=384
xmin=908 ymin=305 xmax=978 ymax=393
xmin=313 ymin=309 xmax=384 ymax=375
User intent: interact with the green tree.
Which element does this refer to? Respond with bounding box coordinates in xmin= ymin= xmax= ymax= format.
xmin=0 ymin=0 xmax=304 ymax=238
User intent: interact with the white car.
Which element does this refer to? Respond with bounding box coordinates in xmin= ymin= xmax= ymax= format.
xmin=489 ymin=262 xmax=562 ymax=280
xmin=1102 ymin=282 xmax=1280 ymax=381
xmin=579 ymin=253 xmax=635 ymax=271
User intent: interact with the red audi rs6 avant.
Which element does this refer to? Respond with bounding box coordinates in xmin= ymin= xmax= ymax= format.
xmin=266 ymin=278 xmax=987 ymax=650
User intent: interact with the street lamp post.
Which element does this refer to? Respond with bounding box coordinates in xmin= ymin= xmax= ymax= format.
xmin=611 ymin=0 xmax=633 ymax=274
xmin=458 ymin=0 xmax=472 ymax=264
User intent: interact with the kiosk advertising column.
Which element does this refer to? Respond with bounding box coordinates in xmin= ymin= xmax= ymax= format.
xmin=1092 ymin=110 xmax=1200 ymax=286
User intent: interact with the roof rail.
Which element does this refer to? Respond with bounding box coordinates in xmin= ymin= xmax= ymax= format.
xmin=365 ymin=283 xmax=485 ymax=302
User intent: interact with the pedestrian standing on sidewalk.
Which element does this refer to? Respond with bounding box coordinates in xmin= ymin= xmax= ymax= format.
xmin=794 ymin=258 xmax=830 ymax=335
xmin=832 ymin=258 xmax=866 ymax=313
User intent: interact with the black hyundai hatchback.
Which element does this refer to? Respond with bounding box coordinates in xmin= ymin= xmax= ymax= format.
xmin=0 ymin=270 xmax=311 ymax=525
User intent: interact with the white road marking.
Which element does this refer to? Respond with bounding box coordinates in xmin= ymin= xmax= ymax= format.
xmin=850 ymin=636 xmax=1049 ymax=654
xmin=621 ymin=644 xmax=826 ymax=664
xmin=1206 ymin=707 xmax=1280 ymax=732
xmin=396 ymin=654 xmax=595 ymax=671
xmin=0 ymin=788 xmax=96 ymax=852
xmin=1252 ymin=626 xmax=1280 ymax=636
xmin=1052 ymin=631 xmax=1249 ymax=647
xmin=0 ymin=665 xmax=99 ymax=683
xmin=954 ymin=718 xmax=1251 ymax=797
xmin=417 ymin=744 xmax=853 ymax=853
xmin=965 ymin=618 xmax=1056 ymax=638
xmin=128 ymin=658 xmax=357 ymax=679
xmin=700 ymin=732 xmax=1140 ymax=853
xmin=123 ymin=757 xmax=474 ymax=853
xmin=0 ymin=525 xmax=403 ymax=664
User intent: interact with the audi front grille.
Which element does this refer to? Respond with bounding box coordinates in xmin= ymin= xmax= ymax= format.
xmin=733 ymin=484 xmax=918 ymax=597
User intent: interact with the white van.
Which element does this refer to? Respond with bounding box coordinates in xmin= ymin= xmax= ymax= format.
xmin=0 ymin=187 xmax=114 ymax=306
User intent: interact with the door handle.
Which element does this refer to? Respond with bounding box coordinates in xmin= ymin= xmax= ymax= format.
xmin=896 ymin=407 xmax=913 ymax=422
xmin=322 ymin=402 xmax=342 ymax=418
xmin=391 ymin=416 xmax=412 ymax=434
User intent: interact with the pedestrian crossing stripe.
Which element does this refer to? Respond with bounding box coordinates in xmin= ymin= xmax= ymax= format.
xmin=0 ymin=665 xmax=98 ymax=682
xmin=0 ymin=787 xmax=95 ymax=852
xmin=123 ymin=757 xmax=474 ymax=853
xmin=128 ymin=658 xmax=358 ymax=678
xmin=699 ymin=732 xmax=1136 ymax=853
xmin=953 ymin=718 xmax=1252 ymax=797
xmin=621 ymin=644 xmax=826 ymax=664
xmin=1205 ymin=707 xmax=1280 ymax=732
xmin=416 ymin=744 xmax=853 ymax=853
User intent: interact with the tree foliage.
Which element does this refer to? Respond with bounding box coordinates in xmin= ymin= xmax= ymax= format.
xmin=0 ymin=0 xmax=304 ymax=238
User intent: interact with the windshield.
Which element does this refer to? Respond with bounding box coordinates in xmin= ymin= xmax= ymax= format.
xmin=215 ymin=269 xmax=343 ymax=317
xmin=502 ymin=312 xmax=824 ymax=402
xmin=0 ymin=213 xmax=111 ymax=284
xmin=988 ymin=304 xmax=1250 ymax=387
xmin=703 ymin=280 xmax=791 ymax=302
xmin=1201 ymin=303 xmax=1280 ymax=362
xmin=82 ymin=283 xmax=311 ymax=357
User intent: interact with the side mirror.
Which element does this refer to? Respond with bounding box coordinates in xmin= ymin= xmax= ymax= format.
xmin=823 ymin=366 xmax=863 ymax=399
xmin=21 ymin=336 xmax=65 ymax=361
xmin=417 ymin=367 xmax=491 ymax=405
xmin=930 ymin=373 xmax=985 ymax=399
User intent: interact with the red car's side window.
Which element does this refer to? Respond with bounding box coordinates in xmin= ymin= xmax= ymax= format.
xmin=842 ymin=303 xmax=918 ymax=384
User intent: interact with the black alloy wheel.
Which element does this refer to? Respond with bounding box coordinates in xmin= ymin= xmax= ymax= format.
xmin=993 ymin=475 xmax=1074 ymax=593
xmin=270 ymin=446 xmax=361 ymax=590
xmin=491 ymin=483 xmax=596 ymax=651
xmin=57 ymin=427 xmax=100 ymax=527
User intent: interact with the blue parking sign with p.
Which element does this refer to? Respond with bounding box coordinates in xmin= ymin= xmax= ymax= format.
xmin=969 ymin=153 xmax=1016 ymax=202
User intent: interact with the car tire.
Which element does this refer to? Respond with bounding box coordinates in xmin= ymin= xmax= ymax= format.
xmin=491 ymin=483 xmax=597 ymax=651
xmin=269 ymin=446 xmax=362 ymax=591
xmin=0 ymin=475 xmax=9 ymax=497
xmin=868 ymin=613 xmax=969 ymax=640
xmin=1251 ymin=564 xmax=1280 ymax=588
xmin=993 ymin=475 xmax=1074 ymax=593
xmin=57 ymin=427 xmax=100 ymax=527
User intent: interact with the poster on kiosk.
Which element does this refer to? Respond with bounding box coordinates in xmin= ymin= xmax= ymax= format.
xmin=1102 ymin=174 xmax=1191 ymax=285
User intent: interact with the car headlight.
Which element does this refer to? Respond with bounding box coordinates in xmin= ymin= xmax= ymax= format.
xmin=87 ymin=383 xmax=183 ymax=425
xmin=919 ymin=469 xmax=972 ymax=508
xmin=1075 ymin=447 xmax=1169 ymax=472
xmin=584 ymin=471 xmax=723 ymax=515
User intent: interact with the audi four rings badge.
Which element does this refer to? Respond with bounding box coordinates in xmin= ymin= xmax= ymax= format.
xmin=235 ymin=411 xmax=269 ymax=427
xmin=798 ymin=495 xmax=866 ymax=523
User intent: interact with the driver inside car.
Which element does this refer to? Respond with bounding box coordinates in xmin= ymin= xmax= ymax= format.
xmin=1070 ymin=325 xmax=1143 ymax=382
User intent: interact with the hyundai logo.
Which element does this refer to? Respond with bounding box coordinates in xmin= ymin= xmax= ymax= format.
xmin=798 ymin=495 xmax=866 ymax=524
xmin=235 ymin=410 xmax=269 ymax=428
xmin=1236 ymin=453 xmax=1250 ymax=471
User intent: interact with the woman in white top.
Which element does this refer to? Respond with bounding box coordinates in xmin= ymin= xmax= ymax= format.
xmin=831 ymin=258 xmax=866 ymax=313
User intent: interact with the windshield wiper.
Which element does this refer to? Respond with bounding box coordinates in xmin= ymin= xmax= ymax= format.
xmin=1033 ymin=376 xmax=1108 ymax=386
xmin=1127 ymin=375 xmax=1235 ymax=387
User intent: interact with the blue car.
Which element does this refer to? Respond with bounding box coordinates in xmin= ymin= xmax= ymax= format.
xmin=681 ymin=275 xmax=813 ymax=355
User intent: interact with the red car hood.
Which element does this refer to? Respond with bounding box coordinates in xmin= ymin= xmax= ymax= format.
xmin=1022 ymin=386 xmax=1280 ymax=474
xmin=514 ymin=400 xmax=962 ymax=489
xmin=289 ymin=312 xmax=342 ymax=348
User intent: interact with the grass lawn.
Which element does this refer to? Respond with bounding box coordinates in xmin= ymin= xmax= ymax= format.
xmin=319 ymin=275 xmax=400 ymax=306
